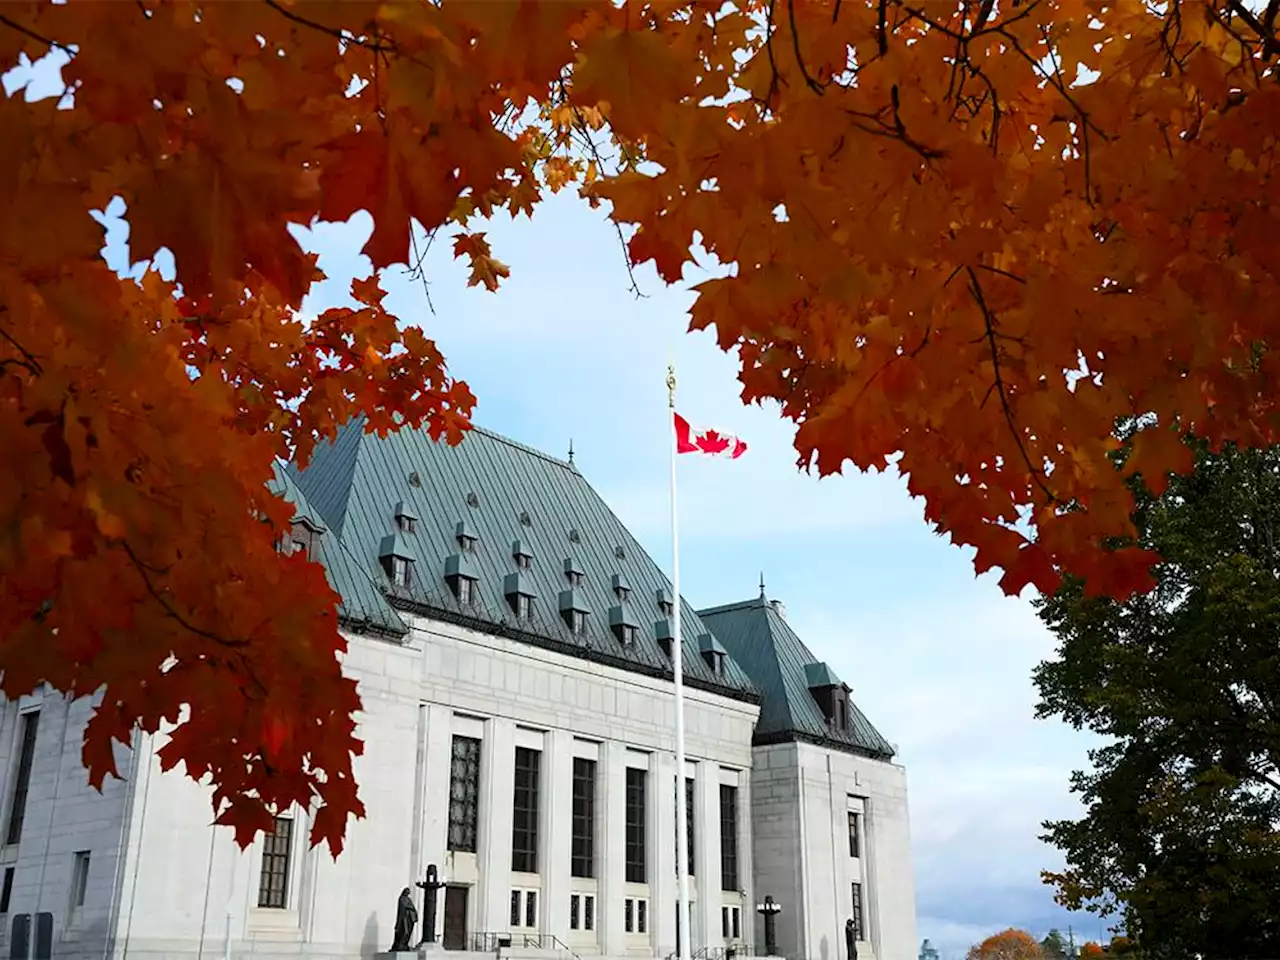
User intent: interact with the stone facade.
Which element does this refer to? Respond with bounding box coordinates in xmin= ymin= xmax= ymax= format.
xmin=0 ymin=612 xmax=768 ymax=960
xmin=750 ymin=743 xmax=915 ymax=960
xmin=0 ymin=427 xmax=916 ymax=960
xmin=0 ymin=609 xmax=914 ymax=960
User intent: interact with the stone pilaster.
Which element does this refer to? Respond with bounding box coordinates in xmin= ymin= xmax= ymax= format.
xmin=478 ymin=717 xmax=516 ymax=933
xmin=541 ymin=729 xmax=574 ymax=938
xmin=600 ymin=741 xmax=627 ymax=955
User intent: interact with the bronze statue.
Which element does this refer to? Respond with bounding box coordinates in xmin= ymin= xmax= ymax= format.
xmin=845 ymin=917 xmax=858 ymax=960
xmin=392 ymin=886 xmax=418 ymax=952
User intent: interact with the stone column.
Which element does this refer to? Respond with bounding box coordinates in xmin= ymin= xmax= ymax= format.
xmin=863 ymin=796 xmax=881 ymax=960
xmin=738 ymin=767 xmax=756 ymax=955
xmin=478 ymin=717 xmax=516 ymax=933
xmin=653 ymin=752 xmax=677 ymax=956
xmin=541 ymin=730 xmax=574 ymax=939
xmin=696 ymin=764 xmax=722 ymax=951
xmin=420 ymin=704 xmax=454 ymax=941
xmin=600 ymin=741 xmax=628 ymax=955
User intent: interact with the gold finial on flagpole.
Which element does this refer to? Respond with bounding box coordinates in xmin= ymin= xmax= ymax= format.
xmin=666 ymin=363 xmax=676 ymax=409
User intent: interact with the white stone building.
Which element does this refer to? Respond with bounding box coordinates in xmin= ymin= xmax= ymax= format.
xmin=0 ymin=422 xmax=915 ymax=960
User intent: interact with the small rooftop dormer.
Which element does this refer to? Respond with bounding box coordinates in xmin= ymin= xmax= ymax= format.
xmin=455 ymin=519 xmax=478 ymax=553
xmin=656 ymin=586 xmax=674 ymax=618
xmin=445 ymin=552 xmax=479 ymax=606
xmin=379 ymin=531 xmax=416 ymax=588
xmin=654 ymin=618 xmax=675 ymax=659
xmin=611 ymin=572 xmax=631 ymax=602
xmin=282 ymin=516 xmax=325 ymax=562
xmin=394 ymin=500 xmax=418 ymax=534
xmin=559 ymin=587 xmax=590 ymax=636
xmin=512 ymin=539 xmax=534 ymax=571
xmin=563 ymin=556 xmax=584 ymax=588
xmin=609 ymin=604 xmax=639 ymax=647
xmin=805 ymin=661 xmax=850 ymax=733
xmin=504 ymin=570 xmax=536 ymax=620
xmin=698 ymin=633 xmax=727 ymax=676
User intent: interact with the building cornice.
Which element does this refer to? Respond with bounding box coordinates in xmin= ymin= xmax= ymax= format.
xmin=386 ymin=595 xmax=762 ymax=708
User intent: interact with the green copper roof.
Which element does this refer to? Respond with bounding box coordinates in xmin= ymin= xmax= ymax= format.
xmin=269 ymin=461 xmax=408 ymax=638
xmin=804 ymin=661 xmax=843 ymax=688
xmin=697 ymin=597 xmax=895 ymax=759
xmin=290 ymin=419 xmax=758 ymax=701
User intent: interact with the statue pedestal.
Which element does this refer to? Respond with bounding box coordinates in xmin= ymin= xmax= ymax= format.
xmin=374 ymin=953 xmax=420 ymax=960
xmin=418 ymin=945 xmax=445 ymax=958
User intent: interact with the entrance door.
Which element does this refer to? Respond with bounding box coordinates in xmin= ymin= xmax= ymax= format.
xmin=442 ymin=885 xmax=469 ymax=951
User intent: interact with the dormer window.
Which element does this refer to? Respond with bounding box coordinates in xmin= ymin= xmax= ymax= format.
xmin=564 ymin=557 xmax=585 ymax=588
xmin=280 ymin=518 xmax=324 ymax=561
xmin=395 ymin=501 xmax=418 ymax=535
xmin=612 ymin=573 xmax=631 ymax=602
xmin=656 ymin=587 xmax=674 ymax=618
xmin=697 ymin=633 xmax=727 ymax=676
xmin=504 ymin=570 xmax=537 ymax=620
xmin=610 ymin=605 xmax=640 ymax=646
xmin=446 ymin=554 xmax=479 ymax=607
xmin=379 ymin=532 xmax=416 ymax=588
xmin=456 ymin=520 xmax=478 ymax=553
xmin=559 ymin=586 xmax=590 ymax=635
xmin=390 ymin=558 xmax=407 ymax=586
xmin=655 ymin=618 xmax=674 ymax=658
xmin=512 ymin=540 xmax=534 ymax=571
xmin=805 ymin=662 xmax=850 ymax=731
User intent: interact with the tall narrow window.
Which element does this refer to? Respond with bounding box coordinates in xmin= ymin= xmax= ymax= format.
xmin=448 ymin=736 xmax=482 ymax=853
xmin=511 ymin=747 xmax=541 ymax=873
xmin=571 ymin=757 xmax=596 ymax=879
xmin=719 ymin=784 xmax=739 ymax=891
xmin=70 ymin=851 xmax=90 ymax=909
xmin=257 ymin=816 xmax=293 ymax=908
xmin=0 ymin=867 xmax=12 ymax=914
xmin=5 ymin=711 xmax=40 ymax=845
xmin=625 ymin=768 xmax=647 ymax=883
xmin=848 ymin=811 xmax=861 ymax=858
xmin=851 ymin=882 xmax=865 ymax=940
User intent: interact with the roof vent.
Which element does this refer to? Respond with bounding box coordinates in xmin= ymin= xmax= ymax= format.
xmin=519 ymin=510 xmax=532 ymax=527
xmin=568 ymin=528 xmax=581 ymax=544
xmin=466 ymin=491 xmax=480 ymax=508
xmin=408 ymin=471 xmax=422 ymax=488
xmin=614 ymin=545 xmax=626 ymax=560
xmin=771 ymin=599 xmax=787 ymax=620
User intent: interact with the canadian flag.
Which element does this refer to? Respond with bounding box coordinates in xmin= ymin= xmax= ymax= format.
xmin=674 ymin=412 xmax=748 ymax=459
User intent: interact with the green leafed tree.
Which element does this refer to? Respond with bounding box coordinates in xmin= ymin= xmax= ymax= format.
xmin=1040 ymin=930 xmax=1070 ymax=960
xmin=1034 ymin=438 xmax=1280 ymax=959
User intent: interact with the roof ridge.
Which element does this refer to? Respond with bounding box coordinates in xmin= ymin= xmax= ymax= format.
xmin=467 ymin=423 xmax=578 ymax=473
xmin=696 ymin=597 xmax=769 ymax=617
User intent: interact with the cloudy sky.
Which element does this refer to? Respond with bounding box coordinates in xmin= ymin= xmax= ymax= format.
xmin=285 ymin=198 xmax=1109 ymax=959
xmin=9 ymin=48 xmax=1111 ymax=960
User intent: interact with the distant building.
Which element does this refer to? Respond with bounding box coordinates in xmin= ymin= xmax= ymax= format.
xmin=0 ymin=421 xmax=916 ymax=960
xmin=919 ymin=938 xmax=941 ymax=960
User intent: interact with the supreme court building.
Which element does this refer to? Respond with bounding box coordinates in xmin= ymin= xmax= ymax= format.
xmin=0 ymin=421 xmax=916 ymax=960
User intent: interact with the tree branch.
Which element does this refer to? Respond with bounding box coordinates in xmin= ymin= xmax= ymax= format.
xmin=967 ymin=267 xmax=1056 ymax=504
xmin=122 ymin=541 xmax=250 ymax=649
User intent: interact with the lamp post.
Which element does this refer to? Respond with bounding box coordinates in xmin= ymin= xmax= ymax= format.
xmin=416 ymin=863 xmax=446 ymax=948
xmin=756 ymin=895 xmax=782 ymax=957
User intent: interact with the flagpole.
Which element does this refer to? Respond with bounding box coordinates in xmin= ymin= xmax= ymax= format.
xmin=667 ymin=362 xmax=693 ymax=960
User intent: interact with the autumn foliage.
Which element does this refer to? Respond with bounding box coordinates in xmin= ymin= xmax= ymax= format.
xmin=967 ymin=929 xmax=1044 ymax=960
xmin=3 ymin=0 xmax=1279 ymax=848
xmin=1080 ymin=942 xmax=1106 ymax=958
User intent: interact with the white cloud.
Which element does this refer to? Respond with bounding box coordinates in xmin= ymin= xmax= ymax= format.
xmin=295 ymin=193 xmax=1106 ymax=949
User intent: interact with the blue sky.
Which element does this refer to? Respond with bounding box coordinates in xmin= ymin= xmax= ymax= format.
xmin=284 ymin=199 xmax=1107 ymax=958
xmin=8 ymin=47 xmax=1109 ymax=960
